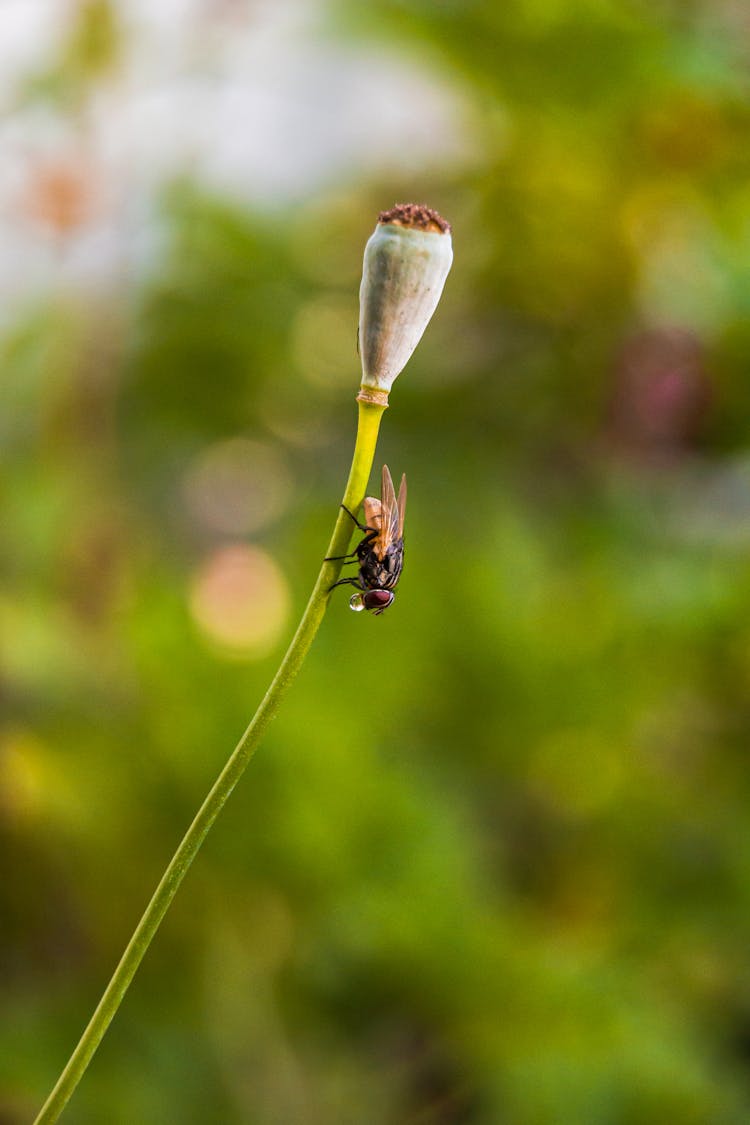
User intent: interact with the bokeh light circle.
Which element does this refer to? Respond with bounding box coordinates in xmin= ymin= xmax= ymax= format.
xmin=189 ymin=544 xmax=290 ymax=656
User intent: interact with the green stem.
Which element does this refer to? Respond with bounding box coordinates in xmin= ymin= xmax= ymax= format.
xmin=33 ymin=397 xmax=387 ymax=1125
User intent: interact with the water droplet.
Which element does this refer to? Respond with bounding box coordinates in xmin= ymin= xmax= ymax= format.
xmin=349 ymin=592 xmax=365 ymax=612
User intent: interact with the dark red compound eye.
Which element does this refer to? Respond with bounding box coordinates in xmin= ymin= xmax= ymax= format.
xmin=362 ymin=589 xmax=394 ymax=614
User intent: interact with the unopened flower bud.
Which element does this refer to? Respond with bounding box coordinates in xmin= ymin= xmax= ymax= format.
xmin=358 ymin=203 xmax=453 ymax=402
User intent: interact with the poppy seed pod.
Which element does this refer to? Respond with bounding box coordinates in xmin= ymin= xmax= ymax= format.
xmin=358 ymin=203 xmax=453 ymax=400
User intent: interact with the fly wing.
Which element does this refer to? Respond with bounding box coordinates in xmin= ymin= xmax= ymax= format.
xmin=375 ymin=464 xmax=400 ymax=558
xmin=397 ymin=473 xmax=407 ymax=540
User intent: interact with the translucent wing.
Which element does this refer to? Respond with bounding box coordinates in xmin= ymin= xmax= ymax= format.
xmin=375 ymin=464 xmax=400 ymax=558
xmin=397 ymin=473 xmax=407 ymax=539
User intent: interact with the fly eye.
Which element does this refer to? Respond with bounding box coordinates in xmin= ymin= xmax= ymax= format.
xmin=363 ymin=589 xmax=394 ymax=614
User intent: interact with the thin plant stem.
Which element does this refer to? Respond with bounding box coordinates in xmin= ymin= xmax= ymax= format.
xmin=33 ymin=397 xmax=387 ymax=1125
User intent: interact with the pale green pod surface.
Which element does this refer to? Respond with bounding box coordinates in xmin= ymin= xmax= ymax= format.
xmin=359 ymin=203 xmax=453 ymax=393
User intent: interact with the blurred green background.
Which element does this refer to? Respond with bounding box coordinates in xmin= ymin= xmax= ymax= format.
xmin=4 ymin=1 xmax=750 ymax=1122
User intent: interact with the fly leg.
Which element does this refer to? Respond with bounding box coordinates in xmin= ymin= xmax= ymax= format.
xmin=341 ymin=504 xmax=372 ymax=533
xmin=328 ymin=576 xmax=361 ymax=591
xmin=325 ymin=506 xmax=377 ymax=562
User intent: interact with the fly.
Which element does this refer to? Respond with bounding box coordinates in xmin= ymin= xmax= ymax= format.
xmin=327 ymin=464 xmax=407 ymax=615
